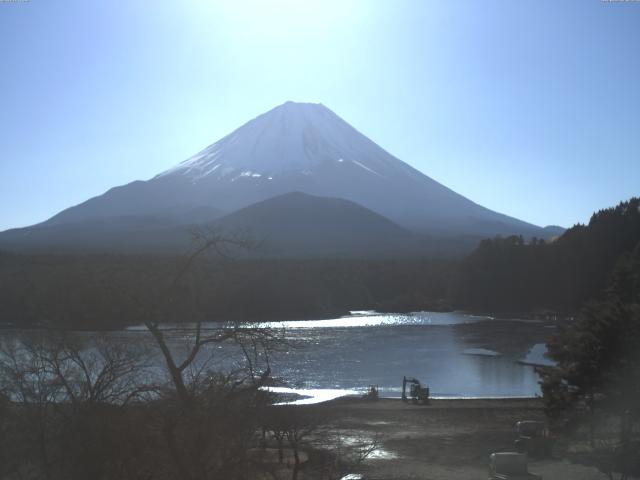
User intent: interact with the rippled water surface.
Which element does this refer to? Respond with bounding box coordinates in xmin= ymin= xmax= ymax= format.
xmin=5 ymin=311 xmax=550 ymax=402
xmin=260 ymin=311 xmax=543 ymax=399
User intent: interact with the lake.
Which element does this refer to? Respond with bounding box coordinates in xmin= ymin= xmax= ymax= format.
xmin=1 ymin=311 xmax=553 ymax=404
xmin=131 ymin=311 xmax=552 ymax=402
xmin=255 ymin=311 xmax=551 ymax=402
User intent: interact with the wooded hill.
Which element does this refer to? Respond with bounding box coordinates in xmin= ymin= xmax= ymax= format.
xmin=0 ymin=254 xmax=453 ymax=330
xmin=451 ymin=197 xmax=640 ymax=314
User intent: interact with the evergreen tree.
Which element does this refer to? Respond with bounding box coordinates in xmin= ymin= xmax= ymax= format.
xmin=539 ymin=243 xmax=640 ymax=446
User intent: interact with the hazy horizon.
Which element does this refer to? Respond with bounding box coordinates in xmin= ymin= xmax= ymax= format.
xmin=1 ymin=0 xmax=639 ymax=231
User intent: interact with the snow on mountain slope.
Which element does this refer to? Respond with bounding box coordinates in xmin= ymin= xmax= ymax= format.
xmin=157 ymin=101 xmax=422 ymax=183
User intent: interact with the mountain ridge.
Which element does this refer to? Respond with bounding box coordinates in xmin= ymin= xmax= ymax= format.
xmin=211 ymin=191 xmax=426 ymax=257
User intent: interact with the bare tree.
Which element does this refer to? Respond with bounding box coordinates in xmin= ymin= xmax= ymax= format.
xmin=134 ymin=228 xmax=287 ymax=480
xmin=0 ymin=333 xmax=148 ymax=480
xmin=141 ymin=228 xmax=277 ymax=404
xmin=0 ymin=228 xmax=288 ymax=480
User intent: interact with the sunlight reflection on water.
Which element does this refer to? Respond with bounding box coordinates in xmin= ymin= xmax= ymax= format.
xmin=51 ymin=311 xmax=546 ymax=402
xmin=255 ymin=311 xmax=491 ymax=329
xmin=125 ymin=311 xmax=492 ymax=331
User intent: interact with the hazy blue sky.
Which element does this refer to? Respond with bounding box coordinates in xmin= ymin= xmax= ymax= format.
xmin=1 ymin=0 xmax=639 ymax=231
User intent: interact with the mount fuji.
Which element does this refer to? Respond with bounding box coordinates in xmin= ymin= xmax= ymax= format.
xmin=0 ymin=101 xmax=554 ymax=255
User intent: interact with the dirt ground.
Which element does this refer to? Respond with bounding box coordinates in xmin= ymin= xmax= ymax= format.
xmin=298 ymin=397 xmax=608 ymax=480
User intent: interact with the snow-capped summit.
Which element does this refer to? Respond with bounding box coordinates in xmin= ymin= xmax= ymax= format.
xmin=30 ymin=101 xmax=545 ymax=240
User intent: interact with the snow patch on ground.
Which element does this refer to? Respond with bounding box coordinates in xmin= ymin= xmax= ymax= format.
xmin=520 ymin=343 xmax=555 ymax=366
xmin=351 ymin=160 xmax=382 ymax=177
xmin=265 ymin=386 xmax=360 ymax=405
xmin=463 ymin=348 xmax=501 ymax=357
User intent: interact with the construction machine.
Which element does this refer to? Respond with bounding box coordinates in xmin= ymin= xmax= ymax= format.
xmin=401 ymin=376 xmax=429 ymax=404
xmin=363 ymin=385 xmax=379 ymax=401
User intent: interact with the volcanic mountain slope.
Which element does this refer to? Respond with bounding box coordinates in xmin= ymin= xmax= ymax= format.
xmin=212 ymin=192 xmax=426 ymax=257
xmin=0 ymin=192 xmax=439 ymax=256
xmin=41 ymin=102 xmax=545 ymax=233
xmin=0 ymin=214 xmax=198 ymax=254
xmin=0 ymin=101 xmax=556 ymax=254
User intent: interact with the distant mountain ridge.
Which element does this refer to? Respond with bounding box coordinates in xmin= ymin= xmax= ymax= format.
xmin=0 ymin=192 xmax=477 ymax=256
xmin=0 ymin=101 xmax=560 ymax=255
xmin=212 ymin=192 xmax=423 ymax=257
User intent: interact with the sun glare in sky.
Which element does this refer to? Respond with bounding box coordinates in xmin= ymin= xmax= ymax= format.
xmin=215 ymin=0 xmax=356 ymax=32
xmin=0 ymin=1 xmax=639 ymax=231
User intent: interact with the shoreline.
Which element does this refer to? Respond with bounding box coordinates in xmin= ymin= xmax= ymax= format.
xmin=0 ymin=307 xmax=569 ymax=332
xmin=307 ymin=395 xmax=543 ymax=408
xmin=290 ymin=397 xmax=606 ymax=480
xmin=268 ymin=385 xmax=542 ymax=406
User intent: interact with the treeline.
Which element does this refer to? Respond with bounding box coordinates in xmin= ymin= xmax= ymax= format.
xmin=2 ymin=197 xmax=639 ymax=330
xmin=451 ymin=198 xmax=640 ymax=314
xmin=0 ymin=254 xmax=455 ymax=329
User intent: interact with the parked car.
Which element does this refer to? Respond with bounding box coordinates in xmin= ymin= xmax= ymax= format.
xmin=488 ymin=452 xmax=542 ymax=480
xmin=514 ymin=421 xmax=554 ymax=457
